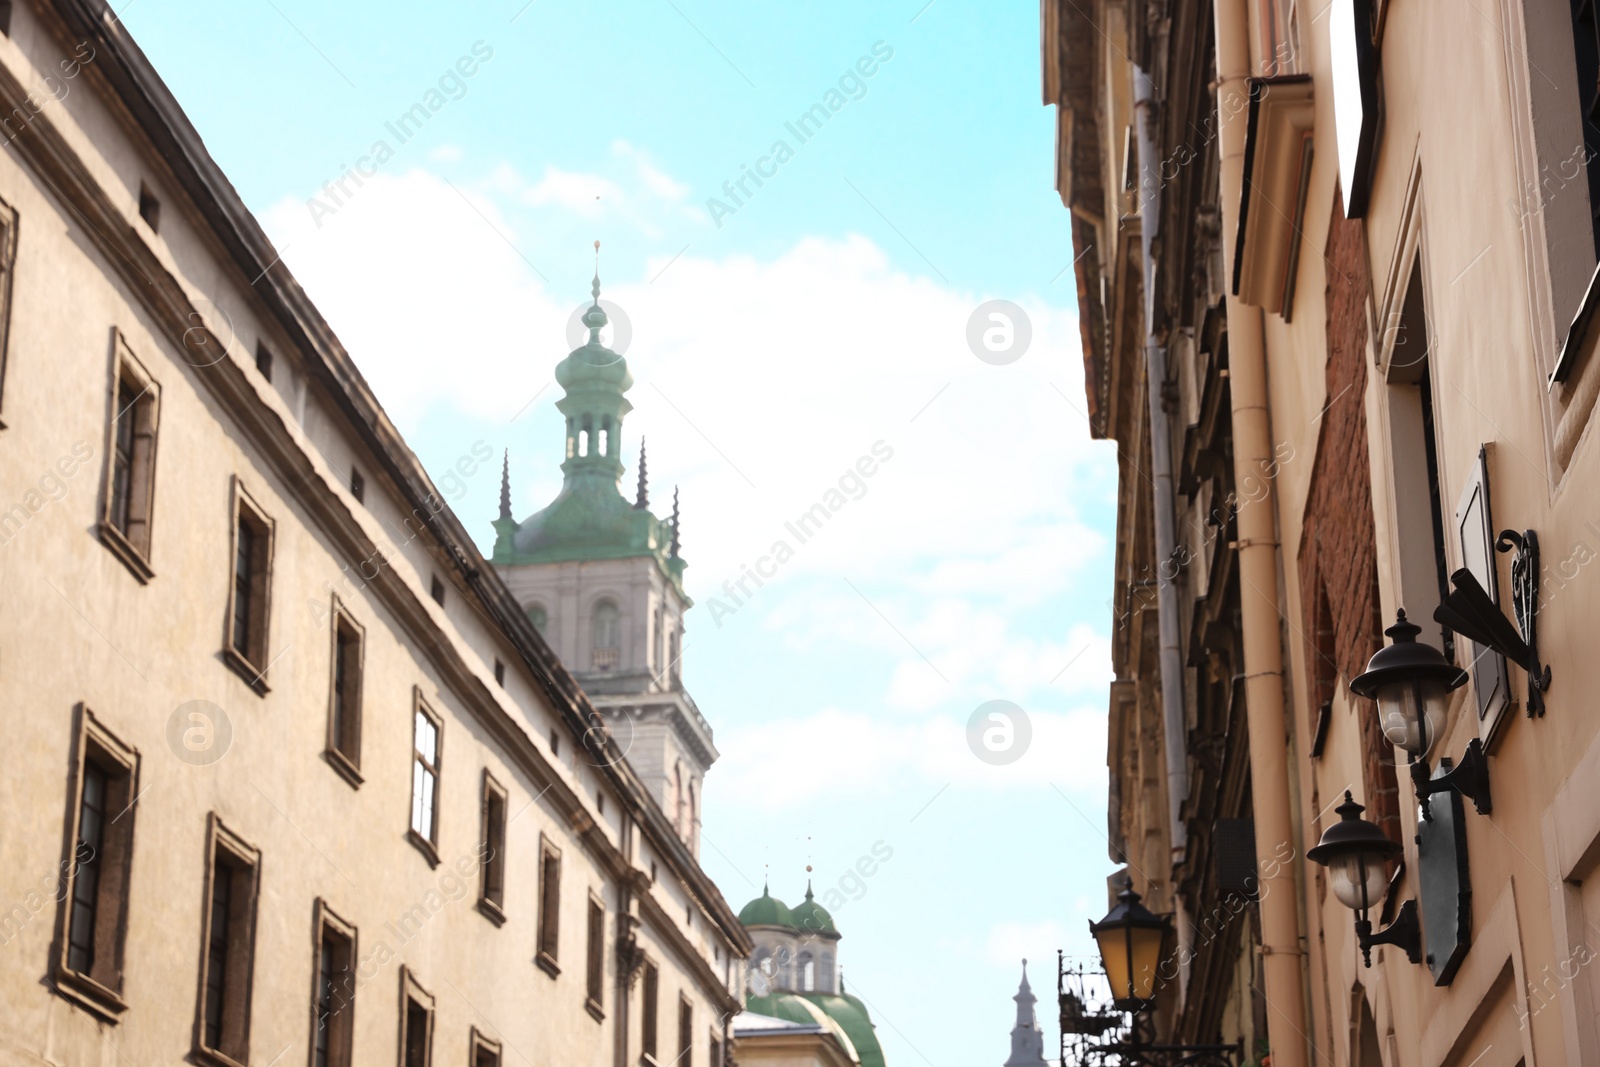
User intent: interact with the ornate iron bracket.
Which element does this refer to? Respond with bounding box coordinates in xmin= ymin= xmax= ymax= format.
xmin=1433 ymin=528 xmax=1550 ymax=717
xmin=1355 ymin=899 xmax=1422 ymax=968
xmin=1411 ymin=740 xmax=1492 ymax=820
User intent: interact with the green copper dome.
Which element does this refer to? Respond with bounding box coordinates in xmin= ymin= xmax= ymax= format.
xmin=801 ymin=992 xmax=885 ymax=1067
xmin=738 ymin=884 xmax=795 ymax=928
xmin=790 ymin=882 xmax=837 ymax=934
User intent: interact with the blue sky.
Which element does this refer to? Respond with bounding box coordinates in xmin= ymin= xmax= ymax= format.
xmin=123 ymin=1 xmax=1121 ymax=1062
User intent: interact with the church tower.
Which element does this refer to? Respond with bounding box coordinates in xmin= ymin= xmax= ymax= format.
xmin=493 ymin=247 xmax=715 ymax=856
xmin=1003 ymin=960 xmax=1050 ymax=1067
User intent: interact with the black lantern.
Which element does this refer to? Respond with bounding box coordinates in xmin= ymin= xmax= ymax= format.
xmin=1351 ymin=609 xmax=1491 ymax=816
xmin=1350 ymin=610 xmax=1467 ymax=759
xmin=1088 ymin=883 xmax=1168 ymax=1011
xmin=1307 ymin=791 xmax=1420 ymax=967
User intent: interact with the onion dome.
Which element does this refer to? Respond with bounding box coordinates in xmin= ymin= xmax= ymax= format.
xmin=738 ymin=882 xmax=796 ymax=928
xmin=790 ymin=881 xmax=837 ymax=934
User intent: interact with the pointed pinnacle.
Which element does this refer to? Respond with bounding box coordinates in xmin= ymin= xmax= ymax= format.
xmin=668 ymin=486 xmax=681 ymax=559
xmin=498 ymin=449 xmax=512 ymax=521
xmin=634 ymin=437 xmax=650 ymax=509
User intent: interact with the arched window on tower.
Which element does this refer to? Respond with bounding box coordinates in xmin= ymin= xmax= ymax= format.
xmin=591 ymin=600 xmax=619 ymax=670
xmin=566 ymin=419 xmax=575 ymax=460
xmin=599 ymin=416 xmax=611 ymax=457
xmin=653 ymin=605 xmax=665 ymax=679
xmin=798 ymin=951 xmax=815 ymax=992
xmin=526 ymin=601 xmax=548 ymax=635
xmin=673 ymin=764 xmax=685 ymax=836
xmin=668 ymin=627 xmax=681 ymax=688
xmin=820 ymin=951 xmax=835 ymax=993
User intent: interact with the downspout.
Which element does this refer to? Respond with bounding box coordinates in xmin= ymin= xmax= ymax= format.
xmin=1134 ymin=69 xmax=1190 ymax=868
xmin=615 ymin=815 xmax=635 ymax=1067
xmin=1210 ymin=1 xmax=1310 ymax=1064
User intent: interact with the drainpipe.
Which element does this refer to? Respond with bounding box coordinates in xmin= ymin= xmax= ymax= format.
xmin=1211 ymin=0 xmax=1310 ymax=1064
xmin=1134 ymin=68 xmax=1190 ymax=870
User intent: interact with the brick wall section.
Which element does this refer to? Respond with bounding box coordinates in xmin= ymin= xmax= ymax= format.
xmin=1298 ymin=194 xmax=1400 ymax=842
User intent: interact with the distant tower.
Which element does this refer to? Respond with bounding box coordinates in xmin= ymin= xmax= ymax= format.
xmin=1004 ymin=960 xmax=1050 ymax=1067
xmin=492 ymin=248 xmax=714 ymax=856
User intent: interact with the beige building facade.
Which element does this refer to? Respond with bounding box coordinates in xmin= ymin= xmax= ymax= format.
xmin=0 ymin=2 xmax=749 ymax=1066
xmin=1047 ymin=0 xmax=1600 ymax=1062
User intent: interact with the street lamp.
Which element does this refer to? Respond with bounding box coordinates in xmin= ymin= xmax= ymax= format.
xmin=1088 ymin=883 xmax=1167 ymax=1012
xmin=1306 ymin=791 xmax=1420 ymax=967
xmin=1350 ymin=609 xmax=1490 ymax=817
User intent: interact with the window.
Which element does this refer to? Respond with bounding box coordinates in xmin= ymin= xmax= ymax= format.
xmin=430 ymin=575 xmax=445 ymax=605
xmin=138 ymin=182 xmax=160 ymax=232
xmin=400 ymin=969 xmax=434 ymax=1067
xmin=653 ymin=605 xmax=665 ymax=674
xmin=641 ymin=962 xmax=659 ymax=1062
xmin=470 ymin=1030 xmax=502 ymax=1067
xmin=99 ymin=335 xmax=161 ymax=579
xmin=0 ymin=2 xmax=12 ymax=36
xmin=254 ymin=342 xmax=273 ymax=382
xmin=710 ymin=1036 xmax=722 ymax=1067
xmin=1571 ymin=0 xmax=1600 ymax=260
xmin=586 ymin=895 xmax=605 ymax=1019
xmin=325 ymin=603 xmax=364 ymax=785
xmin=668 ymin=630 xmax=680 ymax=688
xmin=678 ymin=996 xmax=693 ymax=1067
xmin=799 ymin=951 xmax=815 ymax=991
xmin=1385 ymin=259 xmax=1453 ymax=658
xmin=592 ymin=600 xmax=619 ymax=670
xmin=536 ymin=837 xmax=561 ymax=976
xmin=225 ymin=481 xmax=275 ymax=691
xmin=408 ymin=695 xmax=442 ymax=865
xmin=527 ymin=602 xmax=548 ymax=634
xmin=349 ymin=468 xmax=364 ymax=503
xmin=0 ymin=197 xmax=18 ymax=426
xmin=196 ymin=816 xmax=260 ymax=1066
xmin=479 ymin=772 xmax=507 ymax=924
xmin=549 ymin=729 xmax=560 ymax=758
xmin=311 ymin=902 xmax=356 ymax=1067
xmin=493 ymin=658 xmax=505 ymax=686
xmin=55 ymin=707 xmax=139 ymax=1017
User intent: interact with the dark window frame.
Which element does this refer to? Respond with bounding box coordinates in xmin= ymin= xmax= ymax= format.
xmin=585 ymin=892 xmax=605 ymax=1021
xmin=254 ymin=341 xmax=273 ymax=382
xmin=223 ymin=479 xmax=275 ymax=694
xmin=194 ymin=814 xmax=262 ymax=1067
xmin=98 ymin=331 xmax=161 ymax=582
xmin=640 ymin=960 xmax=659 ymax=1063
xmin=398 ymin=967 xmax=434 ymax=1067
xmin=469 ymin=1028 xmax=502 ymax=1067
xmin=407 ymin=690 xmax=442 ymax=867
xmin=535 ymin=836 xmax=561 ymax=977
xmin=52 ymin=705 xmax=139 ymax=1021
xmin=0 ymin=196 xmax=18 ymax=427
xmin=137 ymin=182 xmax=161 ymax=232
xmin=478 ymin=771 xmax=507 ymax=925
xmin=324 ymin=599 xmax=365 ymax=788
xmin=677 ymin=995 xmax=693 ymax=1067
xmin=309 ymin=900 xmax=357 ymax=1067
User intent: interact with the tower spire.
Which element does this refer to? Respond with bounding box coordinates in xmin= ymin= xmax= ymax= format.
xmin=499 ymin=449 xmax=512 ymax=521
xmin=634 ymin=437 xmax=650 ymax=509
xmin=583 ymin=239 xmax=608 ymax=345
xmin=669 ymin=486 xmax=681 ymax=559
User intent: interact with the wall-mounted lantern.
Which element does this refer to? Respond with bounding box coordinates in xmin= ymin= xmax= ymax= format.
xmin=1307 ymin=792 xmax=1421 ymax=967
xmin=1351 ymin=610 xmax=1490 ymax=818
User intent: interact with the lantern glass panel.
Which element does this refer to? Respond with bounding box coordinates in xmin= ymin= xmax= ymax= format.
xmin=1377 ymin=676 xmax=1449 ymax=757
xmin=1327 ymin=851 xmax=1388 ymax=912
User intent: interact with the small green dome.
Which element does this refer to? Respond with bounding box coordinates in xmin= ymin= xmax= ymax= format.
xmin=555 ymin=340 xmax=631 ymax=391
xmin=739 ymin=884 xmax=795 ymax=927
xmin=790 ymin=882 xmax=836 ymax=934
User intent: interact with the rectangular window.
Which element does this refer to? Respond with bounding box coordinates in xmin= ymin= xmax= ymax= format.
xmin=99 ymin=335 xmax=161 ymax=579
xmin=225 ymin=481 xmax=275 ymax=691
xmin=311 ymin=901 xmax=356 ymax=1067
xmin=325 ymin=603 xmax=364 ymax=786
xmin=536 ymin=838 xmax=561 ymax=976
xmin=430 ymin=575 xmax=445 ymax=605
xmin=349 ymin=468 xmax=364 ymax=503
xmin=196 ymin=816 xmax=260 ymax=1066
xmin=55 ymin=707 xmax=139 ymax=1017
xmin=585 ymin=895 xmax=605 ymax=1018
xmin=408 ymin=694 xmax=441 ymax=864
xmin=710 ymin=1036 xmax=722 ymax=1067
xmin=678 ymin=997 xmax=693 ymax=1067
xmin=399 ymin=969 xmax=434 ymax=1067
xmin=479 ymin=772 xmax=507 ymax=923
xmin=138 ymin=182 xmax=160 ymax=232
xmin=470 ymin=1030 xmax=502 ymax=1067
xmin=0 ymin=197 xmax=18 ymax=425
xmin=1385 ymin=259 xmax=1454 ymax=658
xmin=254 ymin=342 xmax=273 ymax=382
xmin=641 ymin=962 xmax=659 ymax=1061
